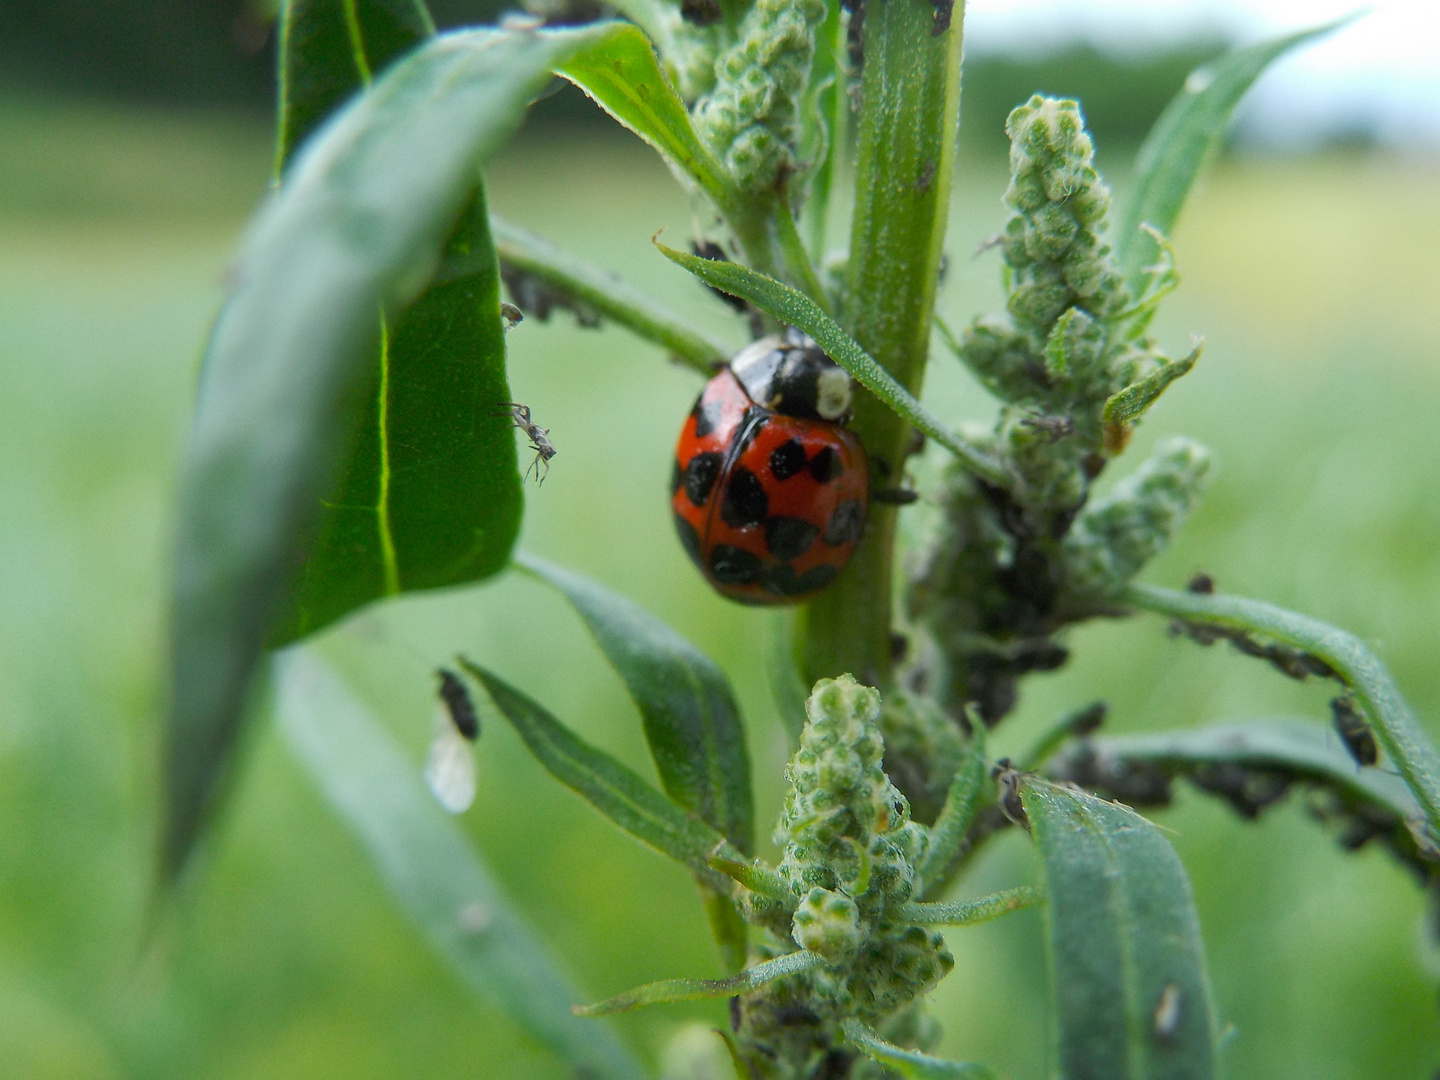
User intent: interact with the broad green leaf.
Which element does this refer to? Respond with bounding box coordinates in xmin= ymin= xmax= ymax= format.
xmin=843 ymin=1020 xmax=1006 ymax=1080
xmin=273 ymin=649 xmax=643 ymax=1080
xmin=1022 ymin=778 xmax=1219 ymax=1080
xmin=1117 ymin=15 xmax=1356 ymax=290
xmin=1128 ymin=583 xmax=1440 ymax=837
xmin=493 ymin=215 xmax=732 ymax=372
xmin=655 ymin=243 xmax=1008 ymax=486
xmin=555 ymin=24 xmax=739 ymax=212
xmin=271 ymin=185 xmax=522 ymax=643
xmin=165 ymin=22 xmax=632 ymax=879
xmin=460 ymin=659 xmax=729 ymax=878
xmin=517 ymin=552 xmax=754 ymax=852
xmin=576 ymin=949 xmax=825 ymax=1017
xmin=275 ymin=0 xmax=435 ymax=170
xmin=901 ymin=885 xmax=1044 ymax=927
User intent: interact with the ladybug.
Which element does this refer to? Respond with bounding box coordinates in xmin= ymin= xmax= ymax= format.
xmin=671 ymin=328 xmax=869 ymax=604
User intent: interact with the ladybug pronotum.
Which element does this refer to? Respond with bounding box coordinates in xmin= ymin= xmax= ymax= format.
xmin=671 ymin=328 xmax=869 ymax=604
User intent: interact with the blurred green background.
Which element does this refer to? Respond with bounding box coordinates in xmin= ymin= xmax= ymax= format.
xmin=1 ymin=6 xmax=1439 ymax=1080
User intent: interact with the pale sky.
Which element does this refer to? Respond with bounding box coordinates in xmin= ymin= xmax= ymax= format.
xmin=964 ymin=0 xmax=1440 ymax=148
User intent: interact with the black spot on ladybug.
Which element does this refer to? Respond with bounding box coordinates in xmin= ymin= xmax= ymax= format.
xmin=711 ymin=544 xmax=763 ymax=585
xmin=808 ymin=445 xmax=842 ymax=483
xmin=824 ymin=499 xmax=864 ymax=545
xmin=767 ymin=563 xmax=839 ymax=596
xmin=674 ymin=514 xmax=703 ymax=565
xmin=692 ymin=396 xmax=722 ymax=438
xmin=765 ymin=516 xmax=820 ymax=561
xmin=769 ymin=438 xmax=808 ymax=481
xmin=721 ymin=467 xmax=769 ymax=528
xmin=683 ymin=452 xmax=723 ymax=507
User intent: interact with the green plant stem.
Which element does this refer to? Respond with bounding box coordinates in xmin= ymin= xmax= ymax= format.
xmin=797 ymin=0 xmax=964 ymax=688
xmin=1127 ymin=583 xmax=1440 ymax=836
xmin=492 ymin=217 xmax=732 ymax=371
xmin=901 ymin=885 xmax=1044 ymax=926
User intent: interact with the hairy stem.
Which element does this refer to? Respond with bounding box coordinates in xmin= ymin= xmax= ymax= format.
xmin=797 ymin=0 xmax=965 ymax=688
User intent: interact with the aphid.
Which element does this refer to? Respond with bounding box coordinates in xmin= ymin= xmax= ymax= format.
xmin=1186 ymin=572 xmax=1215 ymax=595
xmin=1331 ymin=694 xmax=1377 ymax=767
xmin=498 ymin=401 xmax=557 ymax=485
xmin=437 ymin=667 xmax=479 ymax=741
xmin=425 ymin=668 xmax=478 ymax=814
xmin=992 ymin=758 xmax=1030 ymax=831
xmin=671 ymin=328 xmax=869 ymax=604
xmin=1020 ymin=413 xmax=1075 ymax=442
xmin=1152 ymin=982 xmax=1183 ymax=1039
xmin=499 ymin=301 xmax=524 ymax=330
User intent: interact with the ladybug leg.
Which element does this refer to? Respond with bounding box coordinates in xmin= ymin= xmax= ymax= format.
xmin=872 ymin=488 xmax=920 ymax=506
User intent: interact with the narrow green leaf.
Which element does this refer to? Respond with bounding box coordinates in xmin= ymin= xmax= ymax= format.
xmin=576 ymin=950 xmax=825 ymax=1017
xmin=460 ymin=659 xmax=728 ymax=877
xmin=655 ymin=243 xmax=1008 ymax=486
xmin=1018 ymin=701 xmax=1109 ymax=773
xmin=165 ymin=21 xmax=637 ymax=879
xmin=555 ymin=24 xmax=739 ymax=211
xmin=798 ymin=0 xmax=845 ymax=257
xmin=273 ymin=649 xmax=643 ymax=1080
xmin=707 ymin=850 xmax=791 ymax=901
xmin=1056 ymin=718 xmax=1422 ymax=823
xmin=493 ymin=215 xmax=732 ymax=373
xmin=275 ymin=0 xmax=435 ymax=171
xmin=1021 ymin=777 xmax=1219 ymax=1080
xmin=1127 ymin=583 xmax=1440 ymax=836
xmin=271 ymin=184 xmax=522 ymax=644
xmin=1117 ymin=15 xmax=1357 ymax=290
xmin=901 ymin=885 xmax=1044 ymax=927
xmin=843 ymin=1020 xmax=1007 ymax=1080
xmin=517 ymin=552 xmax=754 ymax=852
xmin=918 ymin=734 xmax=987 ymax=893
xmin=1103 ymin=341 xmax=1202 ymax=429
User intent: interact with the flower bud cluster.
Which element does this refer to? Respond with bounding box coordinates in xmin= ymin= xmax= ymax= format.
xmin=1063 ymin=436 xmax=1213 ymax=598
xmin=766 ymin=677 xmax=953 ymax=1022
xmin=692 ymin=0 xmax=828 ymax=190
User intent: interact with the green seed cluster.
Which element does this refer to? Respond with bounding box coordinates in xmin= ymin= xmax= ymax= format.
xmin=769 ymin=677 xmax=953 ymax=1021
xmin=692 ymin=0 xmax=828 ymax=190
xmin=1063 ymin=436 xmax=1213 ymax=598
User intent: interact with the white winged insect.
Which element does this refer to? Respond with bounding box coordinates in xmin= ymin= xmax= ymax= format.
xmin=424 ymin=668 xmax=479 ymax=814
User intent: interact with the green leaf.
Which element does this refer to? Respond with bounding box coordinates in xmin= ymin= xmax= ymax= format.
xmin=654 ymin=243 xmax=1007 ymax=486
xmin=799 ymin=0 xmax=845 ymax=256
xmin=918 ymin=733 xmax=987 ymax=893
xmin=901 ymin=885 xmax=1044 ymax=927
xmin=275 ymin=0 xmax=435 ymax=171
xmin=273 ymin=649 xmax=643 ymax=1080
xmin=1021 ymin=778 xmax=1219 ymax=1080
xmin=493 ymin=215 xmax=731 ymax=372
xmin=1127 ymin=583 xmax=1440 ymax=837
xmin=842 ymin=1020 xmax=1007 ymax=1080
xmin=576 ymin=950 xmax=825 ymax=1017
xmin=555 ymin=24 xmax=738 ymax=212
xmin=271 ymin=185 xmax=523 ymax=644
xmin=517 ymin=552 xmax=755 ymax=853
xmin=165 ymin=22 xmax=633 ymax=879
xmin=460 ymin=659 xmax=729 ymax=877
xmin=1058 ymin=718 xmax=1422 ymax=823
xmin=1103 ymin=341 xmax=1202 ymax=430
xmin=1117 ymin=15 xmax=1356 ymax=291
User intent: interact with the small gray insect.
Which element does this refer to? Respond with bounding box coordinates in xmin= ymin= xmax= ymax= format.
xmin=498 ymin=402 xmax=557 ymax=485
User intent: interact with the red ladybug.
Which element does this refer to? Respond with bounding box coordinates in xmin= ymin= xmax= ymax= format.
xmin=672 ymin=328 xmax=869 ymax=604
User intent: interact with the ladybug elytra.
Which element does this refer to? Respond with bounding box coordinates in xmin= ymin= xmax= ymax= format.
xmin=671 ymin=328 xmax=869 ymax=604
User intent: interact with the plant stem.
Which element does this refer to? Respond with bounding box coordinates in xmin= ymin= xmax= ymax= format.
xmin=796 ymin=0 xmax=964 ymax=688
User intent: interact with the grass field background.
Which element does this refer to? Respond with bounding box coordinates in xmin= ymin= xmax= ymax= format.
xmin=0 ymin=94 xmax=1437 ymax=1078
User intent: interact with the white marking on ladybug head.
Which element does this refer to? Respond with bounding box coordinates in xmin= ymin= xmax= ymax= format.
xmin=816 ymin=366 xmax=852 ymax=421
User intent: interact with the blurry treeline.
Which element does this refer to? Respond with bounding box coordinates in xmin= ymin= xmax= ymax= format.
xmin=2 ymin=0 xmax=1225 ymax=151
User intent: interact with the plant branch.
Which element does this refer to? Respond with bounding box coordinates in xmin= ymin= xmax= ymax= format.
xmin=575 ymin=949 xmax=826 ymax=1016
xmin=1127 ymin=583 xmax=1440 ymax=836
xmin=493 ymin=217 xmax=731 ymax=371
xmin=901 ymin=885 xmax=1045 ymax=926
